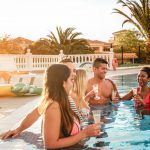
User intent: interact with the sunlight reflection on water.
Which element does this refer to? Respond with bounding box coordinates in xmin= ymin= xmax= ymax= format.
xmin=86 ymin=74 xmax=150 ymax=149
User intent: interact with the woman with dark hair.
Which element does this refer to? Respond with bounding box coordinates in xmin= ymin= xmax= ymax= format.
xmin=41 ymin=64 xmax=101 ymax=149
xmin=122 ymin=67 xmax=150 ymax=111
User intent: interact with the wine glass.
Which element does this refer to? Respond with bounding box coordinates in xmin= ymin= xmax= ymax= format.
xmin=93 ymin=84 xmax=100 ymax=100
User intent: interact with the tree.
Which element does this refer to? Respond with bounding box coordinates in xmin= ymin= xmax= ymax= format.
xmin=0 ymin=34 xmax=32 ymax=54
xmin=43 ymin=26 xmax=93 ymax=54
xmin=29 ymin=39 xmax=56 ymax=54
xmin=30 ymin=27 xmax=93 ymax=54
xmin=113 ymin=0 xmax=150 ymax=62
xmin=0 ymin=34 xmax=20 ymax=54
xmin=114 ymin=29 xmax=145 ymax=52
xmin=114 ymin=29 xmax=146 ymax=62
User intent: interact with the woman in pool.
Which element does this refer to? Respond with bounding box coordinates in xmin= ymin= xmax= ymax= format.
xmin=41 ymin=64 xmax=101 ymax=149
xmin=122 ymin=67 xmax=150 ymax=111
xmin=70 ymin=68 xmax=90 ymax=113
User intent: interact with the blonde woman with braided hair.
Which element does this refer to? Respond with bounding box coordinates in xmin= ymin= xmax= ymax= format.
xmin=69 ymin=68 xmax=94 ymax=123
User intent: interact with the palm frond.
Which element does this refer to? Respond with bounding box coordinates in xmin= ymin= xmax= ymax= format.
xmin=113 ymin=0 xmax=150 ymax=40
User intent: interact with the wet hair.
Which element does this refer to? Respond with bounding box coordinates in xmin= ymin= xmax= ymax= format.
xmin=93 ymin=58 xmax=108 ymax=68
xmin=140 ymin=67 xmax=150 ymax=78
xmin=43 ymin=64 xmax=76 ymax=134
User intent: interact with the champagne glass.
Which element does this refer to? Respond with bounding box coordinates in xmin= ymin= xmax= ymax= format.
xmin=80 ymin=108 xmax=90 ymax=142
xmin=92 ymin=110 xmax=101 ymax=123
xmin=132 ymin=88 xmax=137 ymax=96
xmin=132 ymin=88 xmax=137 ymax=109
xmin=92 ymin=110 xmax=104 ymax=143
xmin=112 ymin=90 xmax=117 ymax=101
xmin=132 ymin=88 xmax=142 ymax=120
xmin=110 ymin=90 xmax=118 ymax=107
xmin=93 ymin=84 xmax=100 ymax=100
xmin=80 ymin=108 xmax=90 ymax=122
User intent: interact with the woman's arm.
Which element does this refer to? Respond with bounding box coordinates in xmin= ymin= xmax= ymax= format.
xmin=121 ymin=90 xmax=133 ymax=100
xmin=43 ymin=102 xmax=101 ymax=149
xmin=0 ymin=107 xmax=40 ymax=139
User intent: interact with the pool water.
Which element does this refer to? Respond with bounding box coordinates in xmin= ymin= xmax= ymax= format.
xmin=0 ymin=74 xmax=150 ymax=150
xmin=85 ymin=74 xmax=150 ymax=149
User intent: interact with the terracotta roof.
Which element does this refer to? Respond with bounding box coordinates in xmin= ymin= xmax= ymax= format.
xmin=87 ymin=39 xmax=109 ymax=44
xmin=112 ymin=29 xmax=128 ymax=35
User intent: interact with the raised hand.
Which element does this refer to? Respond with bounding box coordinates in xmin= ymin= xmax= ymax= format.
xmin=133 ymin=95 xmax=144 ymax=108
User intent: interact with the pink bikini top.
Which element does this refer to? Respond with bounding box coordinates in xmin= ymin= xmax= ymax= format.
xmin=137 ymin=87 xmax=150 ymax=110
xmin=144 ymin=92 xmax=150 ymax=110
xmin=70 ymin=119 xmax=80 ymax=136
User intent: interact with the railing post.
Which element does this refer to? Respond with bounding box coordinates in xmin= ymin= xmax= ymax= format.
xmin=26 ymin=49 xmax=33 ymax=71
xmin=109 ymin=48 xmax=114 ymax=70
xmin=59 ymin=50 xmax=65 ymax=62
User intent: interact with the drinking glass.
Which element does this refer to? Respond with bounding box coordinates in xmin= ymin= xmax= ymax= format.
xmin=80 ymin=108 xmax=90 ymax=122
xmin=80 ymin=108 xmax=90 ymax=142
xmin=132 ymin=88 xmax=137 ymax=96
xmin=93 ymin=84 xmax=100 ymax=100
xmin=112 ymin=90 xmax=117 ymax=100
xmin=92 ymin=110 xmax=102 ymax=123
xmin=132 ymin=88 xmax=142 ymax=120
xmin=92 ymin=110 xmax=104 ymax=144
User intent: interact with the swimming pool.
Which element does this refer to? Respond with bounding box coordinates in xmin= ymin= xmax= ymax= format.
xmin=85 ymin=74 xmax=150 ymax=149
xmin=0 ymin=74 xmax=150 ymax=150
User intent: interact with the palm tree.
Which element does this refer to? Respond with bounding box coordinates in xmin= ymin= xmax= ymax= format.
xmin=29 ymin=39 xmax=57 ymax=54
xmin=46 ymin=26 xmax=93 ymax=54
xmin=113 ymin=0 xmax=150 ymax=62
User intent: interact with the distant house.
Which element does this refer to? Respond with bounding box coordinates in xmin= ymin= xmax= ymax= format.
xmin=112 ymin=29 xmax=128 ymax=42
xmin=87 ymin=39 xmax=111 ymax=53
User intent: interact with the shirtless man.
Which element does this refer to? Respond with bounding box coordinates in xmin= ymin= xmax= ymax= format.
xmin=86 ymin=58 xmax=120 ymax=114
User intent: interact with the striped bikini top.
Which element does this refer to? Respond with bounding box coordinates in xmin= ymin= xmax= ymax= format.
xmin=68 ymin=96 xmax=83 ymax=121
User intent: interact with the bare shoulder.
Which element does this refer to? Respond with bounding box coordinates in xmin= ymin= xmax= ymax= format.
xmin=46 ymin=100 xmax=60 ymax=113
xmin=88 ymin=77 xmax=93 ymax=82
xmin=44 ymin=100 xmax=61 ymax=123
xmin=87 ymin=77 xmax=95 ymax=84
xmin=105 ymin=78 xmax=116 ymax=86
xmin=87 ymin=78 xmax=94 ymax=91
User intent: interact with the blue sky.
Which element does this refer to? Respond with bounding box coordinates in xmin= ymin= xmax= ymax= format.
xmin=0 ymin=0 xmax=134 ymax=42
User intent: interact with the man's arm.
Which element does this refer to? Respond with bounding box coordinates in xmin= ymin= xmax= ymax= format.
xmin=107 ymin=79 xmax=121 ymax=99
xmin=0 ymin=107 xmax=40 ymax=139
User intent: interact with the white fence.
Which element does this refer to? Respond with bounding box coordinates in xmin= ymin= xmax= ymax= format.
xmin=0 ymin=50 xmax=114 ymax=71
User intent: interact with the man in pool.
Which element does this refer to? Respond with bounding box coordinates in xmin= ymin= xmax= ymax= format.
xmin=85 ymin=58 xmax=120 ymax=116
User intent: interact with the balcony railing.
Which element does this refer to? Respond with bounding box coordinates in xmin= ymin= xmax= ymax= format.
xmin=0 ymin=50 xmax=114 ymax=71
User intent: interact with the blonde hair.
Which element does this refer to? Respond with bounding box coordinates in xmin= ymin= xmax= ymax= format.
xmin=72 ymin=68 xmax=87 ymax=105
